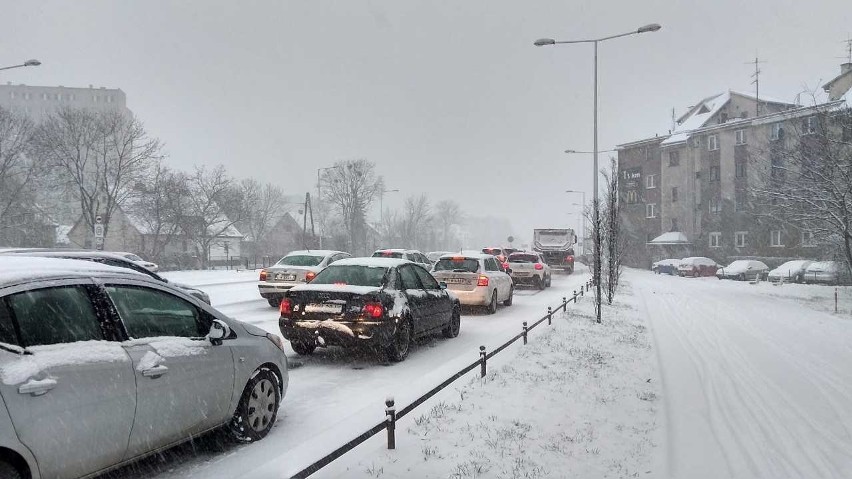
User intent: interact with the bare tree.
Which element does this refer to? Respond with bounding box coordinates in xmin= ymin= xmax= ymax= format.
xmin=32 ymin=108 xmax=161 ymax=242
xmin=601 ymin=157 xmax=626 ymax=304
xmin=129 ymin=162 xmax=188 ymax=264
xmin=401 ymin=194 xmax=431 ymax=250
xmin=435 ymin=199 xmax=462 ymax=249
xmin=0 ymin=107 xmax=40 ymax=245
xmin=320 ymin=159 xmax=383 ymax=253
xmin=239 ymin=179 xmax=286 ymax=257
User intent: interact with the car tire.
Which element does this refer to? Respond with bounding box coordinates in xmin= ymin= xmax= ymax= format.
xmin=442 ymin=307 xmax=461 ymax=338
xmin=503 ymin=286 xmax=514 ymax=306
xmin=386 ymin=318 xmax=412 ymax=362
xmin=0 ymin=460 xmax=23 ymax=479
xmin=267 ymin=298 xmax=281 ymax=308
xmin=535 ymin=275 xmax=545 ymax=290
xmin=487 ymin=291 xmax=498 ymax=315
xmin=290 ymin=341 xmax=316 ymax=356
xmin=546 ymin=274 xmax=552 ymax=287
xmin=738 ymin=273 xmax=746 ymax=281
xmin=228 ymin=368 xmax=281 ymax=443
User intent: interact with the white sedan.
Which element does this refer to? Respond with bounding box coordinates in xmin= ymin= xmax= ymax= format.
xmin=430 ymin=253 xmax=514 ymax=314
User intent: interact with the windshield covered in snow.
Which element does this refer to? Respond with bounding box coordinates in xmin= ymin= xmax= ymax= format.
xmin=433 ymin=258 xmax=480 ymax=273
xmin=310 ymin=265 xmax=388 ymax=287
xmin=276 ymin=255 xmax=324 ymax=267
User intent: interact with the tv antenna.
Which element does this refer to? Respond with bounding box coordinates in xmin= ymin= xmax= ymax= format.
xmin=745 ymin=56 xmax=767 ymax=117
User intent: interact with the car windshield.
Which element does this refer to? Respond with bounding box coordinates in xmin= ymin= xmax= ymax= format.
xmin=433 ymin=258 xmax=480 ymax=273
xmin=508 ymin=254 xmax=538 ymax=263
xmin=372 ymin=251 xmax=403 ymax=259
xmin=310 ymin=265 xmax=388 ymax=287
xmin=276 ymin=255 xmax=324 ymax=267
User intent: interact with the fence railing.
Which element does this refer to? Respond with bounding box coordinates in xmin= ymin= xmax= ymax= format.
xmin=290 ymin=278 xmax=594 ymax=479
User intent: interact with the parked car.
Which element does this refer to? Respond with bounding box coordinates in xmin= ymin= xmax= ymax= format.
xmin=767 ymin=260 xmax=812 ymax=283
xmin=117 ymin=252 xmax=159 ymax=272
xmin=258 ymin=250 xmax=350 ymax=307
xmin=677 ymin=257 xmax=719 ymax=277
xmin=371 ymin=249 xmax=432 ymax=268
xmin=0 ymin=249 xmax=211 ymax=304
xmin=279 ymin=257 xmax=461 ymax=361
xmin=652 ymin=258 xmax=681 ymax=275
xmin=426 ymin=251 xmax=453 ymax=263
xmin=431 ymin=253 xmax=514 ymax=313
xmin=716 ymin=260 xmax=769 ymax=281
xmin=506 ymin=251 xmax=552 ymax=289
xmin=0 ymin=256 xmax=288 ymax=479
xmin=802 ymin=261 xmax=843 ymax=284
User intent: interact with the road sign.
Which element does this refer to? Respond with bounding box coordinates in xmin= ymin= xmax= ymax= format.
xmin=95 ymin=215 xmax=103 ymax=225
xmin=507 ymin=236 xmax=514 ymax=244
xmin=94 ymin=224 xmax=104 ymax=238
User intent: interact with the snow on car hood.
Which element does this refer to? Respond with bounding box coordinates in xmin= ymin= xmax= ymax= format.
xmin=0 ymin=340 xmax=129 ymax=385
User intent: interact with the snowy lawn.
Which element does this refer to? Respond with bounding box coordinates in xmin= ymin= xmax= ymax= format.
xmin=320 ymin=278 xmax=660 ymax=478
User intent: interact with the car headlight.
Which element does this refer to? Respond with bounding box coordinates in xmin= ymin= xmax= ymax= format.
xmin=266 ymin=333 xmax=286 ymax=352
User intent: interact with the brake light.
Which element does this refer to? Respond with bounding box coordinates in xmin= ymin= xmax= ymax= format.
xmin=534 ymin=263 xmax=544 ymax=270
xmin=502 ymin=262 xmax=509 ymax=270
xmin=259 ymin=270 xmax=268 ymax=281
xmin=452 ymin=256 xmax=465 ymax=262
xmin=477 ymin=275 xmax=489 ymax=287
xmin=279 ymin=298 xmax=292 ymax=315
xmin=566 ymin=255 xmax=574 ymax=262
xmin=305 ymin=271 xmax=316 ymax=282
xmin=362 ymin=302 xmax=384 ymax=319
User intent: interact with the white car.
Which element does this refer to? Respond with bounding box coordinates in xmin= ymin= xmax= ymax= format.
xmin=677 ymin=257 xmax=719 ymax=277
xmin=767 ymin=260 xmax=812 ymax=283
xmin=430 ymin=253 xmax=514 ymax=314
xmin=117 ymin=252 xmax=159 ymax=272
xmin=371 ymin=249 xmax=432 ymax=269
xmin=258 ymin=250 xmax=351 ymax=307
xmin=506 ymin=251 xmax=552 ymax=289
xmin=802 ymin=261 xmax=843 ymax=284
xmin=716 ymin=260 xmax=769 ymax=281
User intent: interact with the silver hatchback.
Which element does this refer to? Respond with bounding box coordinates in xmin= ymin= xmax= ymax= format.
xmin=0 ymin=256 xmax=288 ymax=479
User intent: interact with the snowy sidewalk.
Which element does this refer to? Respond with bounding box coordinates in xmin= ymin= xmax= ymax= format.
xmin=320 ymin=278 xmax=660 ymax=478
xmin=634 ymin=270 xmax=852 ymax=478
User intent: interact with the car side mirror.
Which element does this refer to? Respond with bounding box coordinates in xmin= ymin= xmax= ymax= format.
xmin=439 ymin=282 xmax=447 ymax=290
xmin=208 ymin=319 xmax=231 ymax=345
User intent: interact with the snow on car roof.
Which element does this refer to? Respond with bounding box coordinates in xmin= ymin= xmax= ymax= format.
xmin=374 ymin=248 xmax=420 ymax=254
xmin=438 ymin=252 xmax=491 ymax=260
xmin=332 ymin=257 xmax=411 ymax=267
xmin=285 ymin=250 xmax=344 ymax=257
xmin=0 ymin=255 xmax=145 ymax=287
xmin=289 ymin=283 xmax=382 ymax=295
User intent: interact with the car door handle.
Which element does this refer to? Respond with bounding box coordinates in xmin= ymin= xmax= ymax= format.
xmin=18 ymin=378 xmax=57 ymax=396
xmin=141 ymin=365 xmax=169 ymax=378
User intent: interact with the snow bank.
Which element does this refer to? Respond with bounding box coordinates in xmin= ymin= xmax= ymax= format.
xmin=0 ymin=341 xmax=130 ymax=385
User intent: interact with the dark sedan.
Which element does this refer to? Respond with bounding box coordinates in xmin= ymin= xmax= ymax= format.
xmin=278 ymin=257 xmax=461 ymax=362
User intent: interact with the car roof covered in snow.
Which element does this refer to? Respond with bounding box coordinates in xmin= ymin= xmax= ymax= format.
xmin=285 ymin=250 xmax=346 ymax=257
xmin=0 ymin=255 xmax=149 ymax=288
xmin=438 ymin=252 xmax=492 ymax=261
xmin=332 ymin=257 xmax=412 ymax=268
xmin=0 ymin=248 xmax=143 ymax=262
xmin=373 ymin=248 xmax=422 ymax=254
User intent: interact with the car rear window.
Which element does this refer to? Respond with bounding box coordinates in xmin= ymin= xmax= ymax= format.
xmin=508 ymin=254 xmax=538 ymax=263
xmin=434 ymin=258 xmax=480 ymax=273
xmin=311 ymin=265 xmax=388 ymax=287
xmin=276 ymin=255 xmax=324 ymax=267
xmin=482 ymin=248 xmax=502 ymax=255
xmin=372 ymin=251 xmax=404 ymax=259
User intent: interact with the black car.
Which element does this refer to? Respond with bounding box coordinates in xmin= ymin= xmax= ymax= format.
xmin=279 ymin=257 xmax=461 ymax=362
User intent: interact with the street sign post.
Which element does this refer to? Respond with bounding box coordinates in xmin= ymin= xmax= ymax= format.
xmin=94 ymin=215 xmax=104 ymax=250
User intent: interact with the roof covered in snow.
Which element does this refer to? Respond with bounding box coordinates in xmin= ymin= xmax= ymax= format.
xmin=648 ymin=232 xmax=691 ymax=245
xmin=661 ymin=92 xmax=730 ymax=146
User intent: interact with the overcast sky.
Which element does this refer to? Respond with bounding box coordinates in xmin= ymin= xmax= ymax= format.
xmin=2 ymin=0 xmax=850 ymax=244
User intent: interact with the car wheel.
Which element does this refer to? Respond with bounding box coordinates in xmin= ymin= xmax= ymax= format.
xmin=442 ymin=307 xmax=461 ymax=338
xmin=738 ymin=273 xmax=746 ymax=281
xmin=228 ymin=368 xmax=281 ymax=443
xmin=267 ymin=298 xmax=281 ymax=308
xmin=290 ymin=341 xmax=316 ymax=356
xmin=0 ymin=460 xmax=23 ymax=479
xmin=503 ymin=286 xmax=514 ymax=306
xmin=386 ymin=318 xmax=412 ymax=362
xmin=546 ymin=274 xmax=552 ymax=287
xmin=487 ymin=291 xmax=498 ymax=315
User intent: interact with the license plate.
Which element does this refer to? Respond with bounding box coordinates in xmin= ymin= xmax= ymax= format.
xmin=513 ymin=272 xmax=531 ymax=277
xmin=304 ymin=303 xmax=344 ymax=314
xmin=274 ymin=273 xmax=297 ymax=281
xmin=444 ymin=278 xmax=467 ymax=284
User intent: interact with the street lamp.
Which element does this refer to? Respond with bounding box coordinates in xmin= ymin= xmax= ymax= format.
xmin=379 ymin=188 xmax=399 ymax=223
xmin=565 ymin=190 xmax=586 ymax=256
xmin=316 ymin=164 xmax=342 ymax=248
xmin=536 ymin=23 xmax=661 ymax=322
xmin=0 ymin=59 xmax=41 ymax=72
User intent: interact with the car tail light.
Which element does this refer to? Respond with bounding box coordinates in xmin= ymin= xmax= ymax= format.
xmin=534 ymin=263 xmax=544 ymax=270
xmin=566 ymin=255 xmax=574 ymax=262
xmin=502 ymin=262 xmax=509 ymax=270
xmin=259 ymin=270 xmax=268 ymax=281
xmin=362 ymin=302 xmax=384 ymax=319
xmin=477 ymin=275 xmax=489 ymax=287
xmin=279 ymin=298 xmax=292 ymax=315
xmin=305 ymin=271 xmax=316 ymax=282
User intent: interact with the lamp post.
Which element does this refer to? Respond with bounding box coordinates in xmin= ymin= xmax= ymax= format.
xmin=565 ymin=190 xmax=586 ymax=256
xmin=0 ymin=59 xmax=41 ymax=72
xmin=316 ymin=165 xmax=341 ymax=248
xmin=536 ymin=23 xmax=661 ymax=323
xmin=379 ymin=188 xmax=399 ymax=224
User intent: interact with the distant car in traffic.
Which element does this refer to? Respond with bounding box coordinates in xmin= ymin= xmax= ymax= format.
xmin=371 ymin=249 xmax=432 ymax=268
xmin=716 ymin=260 xmax=769 ymax=281
xmin=677 ymin=257 xmax=719 ymax=277
xmin=258 ymin=250 xmax=350 ymax=307
xmin=802 ymin=261 xmax=843 ymax=285
xmin=0 ymin=256 xmax=288 ymax=479
xmin=116 ymin=252 xmax=159 ymax=272
xmin=278 ymin=257 xmax=461 ymax=361
xmin=652 ymin=258 xmax=681 ymax=275
xmin=426 ymin=251 xmax=453 ymax=263
xmin=431 ymin=253 xmax=514 ymax=313
xmin=767 ymin=260 xmax=812 ymax=283
xmin=0 ymin=249 xmax=211 ymax=304
xmin=506 ymin=251 xmax=552 ymax=289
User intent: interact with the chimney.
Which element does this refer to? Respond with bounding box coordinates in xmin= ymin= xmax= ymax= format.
xmin=842 ymin=63 xmax=852 ymax=75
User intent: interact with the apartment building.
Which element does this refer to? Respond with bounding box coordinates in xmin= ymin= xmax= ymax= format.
xmin=0 ymin=83 xmax=129 ymax=122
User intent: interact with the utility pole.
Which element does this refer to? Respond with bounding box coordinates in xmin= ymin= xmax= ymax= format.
xmin=746 ymin=56 xmax=767 ymax=117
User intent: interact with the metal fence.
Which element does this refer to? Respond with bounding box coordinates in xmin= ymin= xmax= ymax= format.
xmin=290 ymin=278 xmax=595 ymax=479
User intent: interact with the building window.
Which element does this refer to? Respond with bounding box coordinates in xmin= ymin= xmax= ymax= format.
xmin=107 ymin=95 xmax=114 ymax=103
xmin=801 ymin=230 xmax=816 ymax=247
xmin=771 ymin=156 xmax=784 ymax=178
xmin=41 ymin=93 xmax=49 ymax=100
xmin=69 ymin=93 xmax=75 ymax=101
xmin=708 ymin=134 xmax=719 ymax=151
xmin=646 ymin=233 xmax=655 ymax=243
xmin=645 ymin=174 xmax=656 ymax=189
xmin=709 ymin=165 xmax=720 ymax=181
xmin=735 ymin=190 xmax=746 ymax=211
xmin=671 ymin=187 xmax=678 ymax=202
xmin=803 ymin=117 xmax=816 ymax=135
xmin=626 ymin=190 xmax=638 ymax=204
xmin=770 ymin=230 xmax=784 ymax=247
xmin=735 ymin=231 xmax=748 ymax=248
xmin=735 ymin=129 xmax=747 ymax=145
xmin=92 ymin=95 xmax=99 ymax=102
xmin=770 ymin=123 xmax=784 ymax=141
xmin=668 ymin=151 xmax=680 ymax=166
xmin=8 ymin=91 xmax=15 ymax=99
xmin=691 ymin=136 xmax=701 ymax=148
xmin=709 ymin=197 xmax=722 ymax=214
xmin=735 ymin=159 xmax=747 ymax=178
xmin=671 ymin=218 xmax=679 ymax=231
xmin=646 ymin=203 xmax=657 ymax=218
xmin=709 ymin=232 xmax=721 ymax=248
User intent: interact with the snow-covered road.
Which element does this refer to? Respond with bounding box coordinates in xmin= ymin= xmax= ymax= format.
xmin=102 ymin=268 xmax=589 ymax=479
xmin=633 ymin=271 xmax=852 ymax=478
